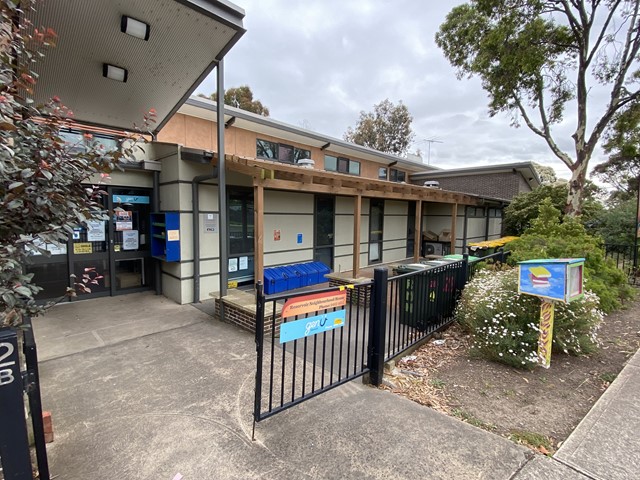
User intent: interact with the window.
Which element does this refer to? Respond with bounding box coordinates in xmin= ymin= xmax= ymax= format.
xmin=256 ymin=139 xmax=277 ymax=159
xmin=488 ymin=208 xmax=503 ymax=218
xmin=278 ymin=143 xmax=294 ymax=163
xmin=378 ymin=167 xmax=387 ymax=180
xmin=467 ymin=207 xmax=485 ymax=218
xmin=60 ymin=129 xmax=120 ymax=155
xmin=256 ymin=139 xmax=311 ymax=164
xmin=390 ymin=168 xmax=406 ymax=182
xmin=324 ymin=155 xmax=360 ymax=175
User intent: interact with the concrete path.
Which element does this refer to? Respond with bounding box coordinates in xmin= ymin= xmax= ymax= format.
xmin=31 ymin=291 xmax=638 ymax=479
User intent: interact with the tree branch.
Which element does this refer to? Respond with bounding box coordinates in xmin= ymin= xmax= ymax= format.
xmin=586 ymin=2 xmax=640 ymax=154
xmin=586 ymin=0 xmax=623 ymax=65
xmin=515 ymin=95 xmax=574 ymax=169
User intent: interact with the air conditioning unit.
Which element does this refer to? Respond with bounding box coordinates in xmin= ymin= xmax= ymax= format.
xmin=297 ymin=158 xmax=315 ymax=169
xmin=423 ymin=241 xmax=443 ymax=256
xmin=423 ymin=180 xmax=440 ymax=188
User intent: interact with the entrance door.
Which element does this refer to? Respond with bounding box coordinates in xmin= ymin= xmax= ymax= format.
xmin=68 ymin=204 xmax=112 ymax=299
xmin=314 ymin=195 xmax=335 ymax=269
xmin=110 ymin=188 xmax=152 ymax=294
xmin=227 ymin=189 xmax=255 ymax=284
xmin=67 ymin=187 xmax=152 ymax=299
xmin=369 ymin=199 xmax=384 ymax=264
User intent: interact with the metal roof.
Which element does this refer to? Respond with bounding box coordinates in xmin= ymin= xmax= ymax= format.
xmin=27 ymin=0 xmax=245 ymax=133
xmin=179 ymin=96 xmax=441 ymax=172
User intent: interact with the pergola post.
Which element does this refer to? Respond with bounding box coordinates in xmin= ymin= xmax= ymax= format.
xmin=450 ymin=203 xmax=458 ymax=254
xmin=353 ymin=195 xmax=361 ymax=276
xmin=413 ymin=200 xmax=422 ymax=261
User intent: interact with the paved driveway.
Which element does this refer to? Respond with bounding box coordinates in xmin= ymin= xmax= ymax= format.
xmin=34 ymin=292 xmax=534 ymax=480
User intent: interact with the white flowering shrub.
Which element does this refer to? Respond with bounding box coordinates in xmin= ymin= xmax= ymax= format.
xmin=456 ymin=268 xmax=604 ymax=369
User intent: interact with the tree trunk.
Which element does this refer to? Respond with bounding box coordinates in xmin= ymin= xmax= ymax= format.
xmin=565 ymin=160 xmax=589 ymax=216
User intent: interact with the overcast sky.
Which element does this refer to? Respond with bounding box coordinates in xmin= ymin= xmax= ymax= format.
xmin=195 ymin=0 xmax=610 ymax=180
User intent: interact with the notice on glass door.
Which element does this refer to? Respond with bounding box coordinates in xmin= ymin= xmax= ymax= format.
xmin=122 ymin=230 xmax=139 ymax=250
xmin=87 ymin=221 xmax=105 ymax=241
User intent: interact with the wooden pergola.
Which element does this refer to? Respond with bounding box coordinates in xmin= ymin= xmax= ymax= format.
xmin=214 ymin=154 xmax=481 ymax=281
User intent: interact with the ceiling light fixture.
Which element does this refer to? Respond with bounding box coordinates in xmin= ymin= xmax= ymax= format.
xmin=121 ymin=15 xmax=150 ymax=41
xmin=103 ymin=64 xmax=128 ymax=83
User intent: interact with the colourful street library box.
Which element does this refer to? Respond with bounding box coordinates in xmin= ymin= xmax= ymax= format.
xmin=518 ymin=258 xmax=585 ymax=303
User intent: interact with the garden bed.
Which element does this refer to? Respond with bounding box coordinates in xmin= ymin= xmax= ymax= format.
xmin=382 ymin=293 xmax=640 ymax=454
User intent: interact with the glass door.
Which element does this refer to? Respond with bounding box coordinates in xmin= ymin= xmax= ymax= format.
xmin=227 ymin=189 xmax=255 ymax=284
xmin=369 ymin=199 xmax=384 ymax=264
xmin=110 ymin=188 xmax=152 ymax=294
xmin=68 ymin=199 xmax=111 ymax=298
xmin=314 ymin=195 xmax=335 ymax=269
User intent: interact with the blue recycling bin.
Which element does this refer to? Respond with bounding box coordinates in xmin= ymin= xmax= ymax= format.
xmin=311 ymin=262 xmax=331 ymax=282
xmin=264 ymin=267 xmax=286 ymax=294
xmin=282 ymin=266 xmax=303 ymax=290
xmin=299 ymin=263 xmax=320 ymax=285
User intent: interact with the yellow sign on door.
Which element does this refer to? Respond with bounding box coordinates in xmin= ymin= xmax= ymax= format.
xmin=73 ymin=242 xmax=93 ymax=254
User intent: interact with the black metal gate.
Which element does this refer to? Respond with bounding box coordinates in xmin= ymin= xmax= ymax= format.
xmin=253 ymin=258 xmax=473 ymax=427
xmin=253 ymin=281 xmax=373 ymax=424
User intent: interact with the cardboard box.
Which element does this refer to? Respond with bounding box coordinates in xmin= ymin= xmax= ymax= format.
xmin=423 ymin=230 xmax=439 ymax=241
xmin=439 ymin=229 xmax=452 ymax=242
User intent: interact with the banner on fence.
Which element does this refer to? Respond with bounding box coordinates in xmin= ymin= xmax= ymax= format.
xmin=280 ymin=309 xmax=346 ymax=343
xmin=281 ymin=290 xmax=346 ymax=318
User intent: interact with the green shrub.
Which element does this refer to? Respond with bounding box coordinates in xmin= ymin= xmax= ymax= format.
xmin=506 ymin=199 xmax=633 ymax=313
xmin=456 ymin=269 xmax=603 ymax=369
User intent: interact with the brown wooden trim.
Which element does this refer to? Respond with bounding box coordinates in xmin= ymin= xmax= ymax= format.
xmin=221 ymin=153 xmax=479 ymax=205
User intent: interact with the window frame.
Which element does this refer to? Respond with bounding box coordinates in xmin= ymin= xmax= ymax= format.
xmin=324 ymin=154 xmax=360 ymax=176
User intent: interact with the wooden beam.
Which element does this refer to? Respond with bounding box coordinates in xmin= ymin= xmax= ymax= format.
xmin=414 ymin=200 xmax=422 ymax=262
xmin=353 ymin=195 xmax=361 ymax=276
xmin=254 ymin=182 xmax=264 ymax=287
xmin=450 ymin=203 xmax=458 ymax=254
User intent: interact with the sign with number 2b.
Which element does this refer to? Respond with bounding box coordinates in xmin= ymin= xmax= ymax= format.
xmin=0 ymin=329 xmax=33 ymax=477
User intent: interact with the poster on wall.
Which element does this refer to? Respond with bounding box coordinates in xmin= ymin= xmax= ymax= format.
xmin=122 ymin=230 xmax=139 ymax=250
xmin=86 ymin=221 xmax=105 ymax=241
xmin=274 ymin=229 xmax=281 ymax=241
xmin=228 ymin=258 xmax=238 ymax=272
xmin=203 ymin=213 xmax=219 ymax=234
xmin=239 ymin=256 xmax=248 ymax=270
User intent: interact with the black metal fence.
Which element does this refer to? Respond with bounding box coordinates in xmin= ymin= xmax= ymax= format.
xmin=254 ymin=281 xmax=373 ymax=424
xmin=467 ymin=248 xmax=510 ymax=281
xmin=0 ymin=317 xmax=50 ymax=480
xmin=604 ymin=244 xmax=639 ymax=284
xmin=383 ymin=261 xmax=466 ymax=361
xmin=254 ymin=257 xmax=484 ymax=426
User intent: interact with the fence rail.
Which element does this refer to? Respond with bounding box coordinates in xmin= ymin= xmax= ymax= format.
xmin=604 ymin=244 xmax=639 ymax=284
xmin=384 ymin=261 xmax=466 ymax=362
xmin=254 ymin=252 xmax=513 ymax=426
xmin=254 ymin=281 xmax=373 ymax=423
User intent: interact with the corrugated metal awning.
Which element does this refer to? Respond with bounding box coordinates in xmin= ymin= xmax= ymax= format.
xmin=27 ymin=0 xmax=245 ymax=133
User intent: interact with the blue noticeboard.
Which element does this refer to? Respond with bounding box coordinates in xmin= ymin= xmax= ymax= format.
xmin=280 ymin=309 xmax=346 ymax=343
xmin=518 ymin=258 xmax=584 ymax=303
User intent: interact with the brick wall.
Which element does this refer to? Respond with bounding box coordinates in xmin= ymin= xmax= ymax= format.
xmin=214 ymin=298 xmax=283 ymax=336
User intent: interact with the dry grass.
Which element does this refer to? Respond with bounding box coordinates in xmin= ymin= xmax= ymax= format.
xmin=381 ymin=325 xmax=471 ymax=414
